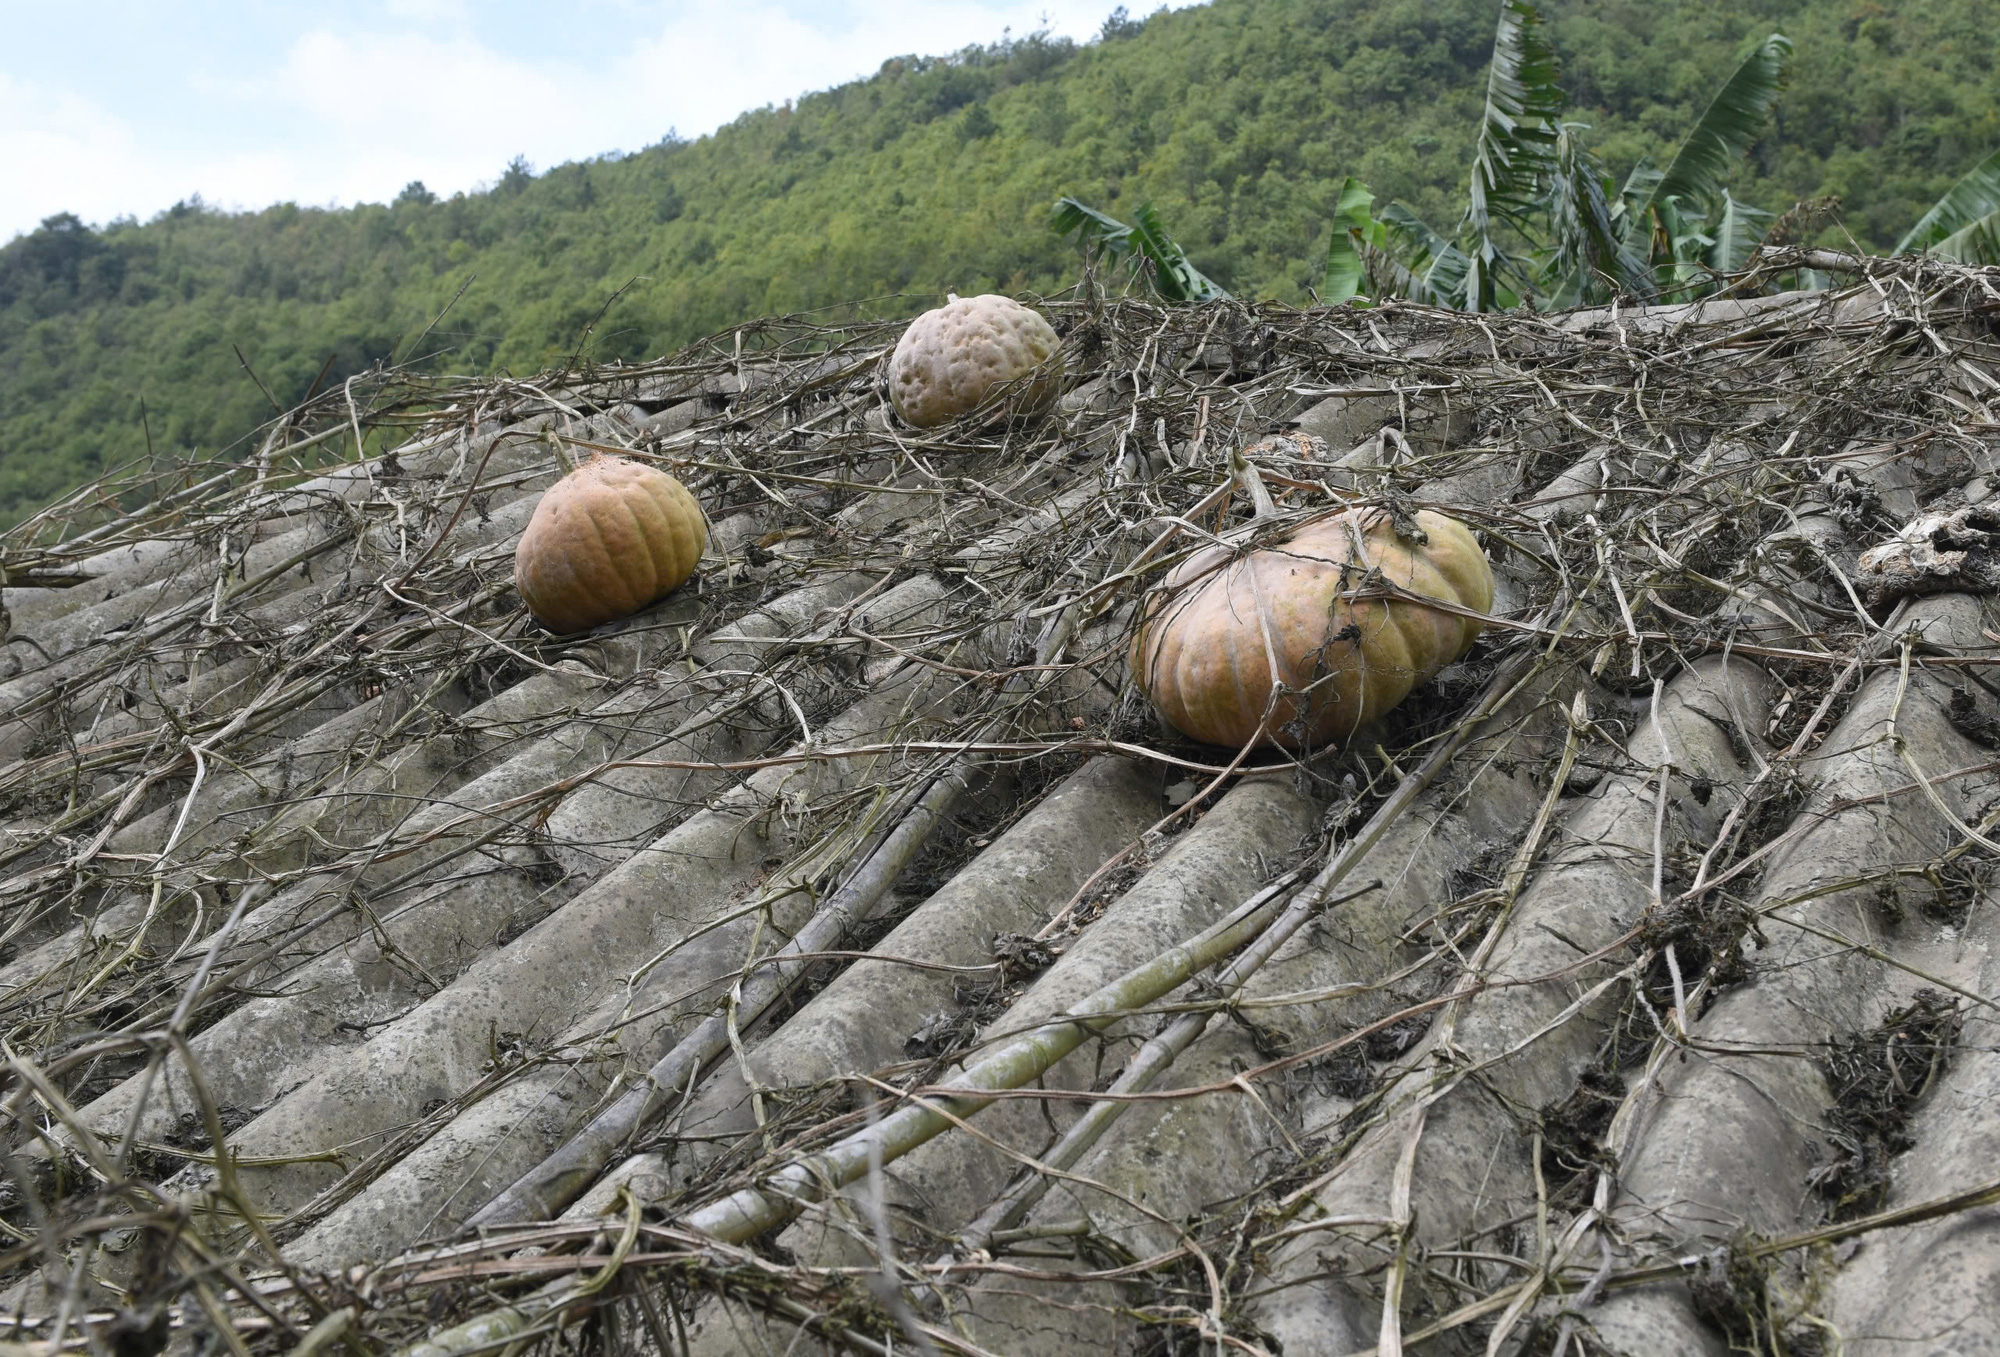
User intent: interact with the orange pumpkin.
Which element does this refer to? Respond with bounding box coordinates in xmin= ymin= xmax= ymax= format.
xmin=514 ymin=455 xmax=708 ymax=634
xmin=1130 ymin=507 xmax=1492 ymax=750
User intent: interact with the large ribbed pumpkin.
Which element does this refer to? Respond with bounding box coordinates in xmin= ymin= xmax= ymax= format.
xmin=514 ymin=455 xmax=707 ymax=634
xmin=1131 ymin=507 xmax=1493 ymax=750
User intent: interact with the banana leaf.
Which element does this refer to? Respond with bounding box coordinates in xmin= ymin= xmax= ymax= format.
xmin=1647 ymin=34 xmax=1792 ymax=215
xmin=1926 ymin=207 xmax=2000 ymax=265
xmin=1324 ymin=177 xmax=1384 ymax=305
xmin=1052 ymin=196 xmax=1229 ymax=302
xmin=1897 ymin=148 xmax=2000 ymax=259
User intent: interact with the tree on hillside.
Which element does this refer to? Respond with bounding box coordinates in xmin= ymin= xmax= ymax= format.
xmin=0 ymin=214 xmax=117 ymax=309
xmin=1337 ymin=1 xmax=2000 ymax=305
xmin=1057 ymin=3 xmax=1796 ymax=310
xmin=1326 ymin=2 xmax=1795 ymax=309
xmin=1064 ymin=2 xmax=2000 ymax=312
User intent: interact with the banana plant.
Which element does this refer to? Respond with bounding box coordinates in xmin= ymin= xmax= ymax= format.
xmin=1329 ymin=9 xmax=1792 ymax=310
xmin=1325 ymin=0 xmax=1559 ymax=312
xmin=1708 ymin=191 xmax=1778 ymax=272
xmin=1611 ymin=32 xmax=1792 ymax=298
xmin=1051 ymin=196 xmax=1230 ymax=301
xmin=1459 ymin=0 xmax=1564 ymax=309
xmin=1539 ymin=122 xmax=1649 ymax=306
xmin=1322 ymin=177 xmax=1382 ymax=306
xmin=1896 ymin=146 xmax=2000 ymax=264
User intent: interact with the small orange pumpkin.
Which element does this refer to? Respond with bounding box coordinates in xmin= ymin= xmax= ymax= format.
xmin=1130 ymin=507 xmax=1493 ymax=750
xmin=514 ymin=455 xmax=708 ymax=634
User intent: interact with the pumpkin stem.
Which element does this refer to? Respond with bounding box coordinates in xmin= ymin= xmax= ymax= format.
xmin=1229 ymin=443 xmax=1279 ymax=520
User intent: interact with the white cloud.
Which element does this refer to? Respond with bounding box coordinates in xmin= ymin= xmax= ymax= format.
xmin=382 ymin=0 xmax=470 ymax=21
xmin=1 ymin=1 xmax=1177 ymax=241
xmin=264 ymin=29 xmax=591 ymax=200
xmin=0 ymin=74 xmax=163 ymax=232
xmin=614 ymin=0 xmax=1129 ymax=141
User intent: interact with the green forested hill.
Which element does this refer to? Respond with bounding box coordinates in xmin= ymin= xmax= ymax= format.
xmin=4 ymin=0 xmax=1997 ymax=523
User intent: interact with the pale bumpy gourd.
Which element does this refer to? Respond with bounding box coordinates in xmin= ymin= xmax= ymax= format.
xmin=888 ymin=294 xmax=1062 ymax=428
xmin=1131 ymin=507 xmax=1493 ymax=750
xmin=514 ymin=455 xmax=707 ymax=634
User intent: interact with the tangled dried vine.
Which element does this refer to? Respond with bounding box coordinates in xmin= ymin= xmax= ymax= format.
xmin=0 ymin=257 xmax=1997 ymax=1356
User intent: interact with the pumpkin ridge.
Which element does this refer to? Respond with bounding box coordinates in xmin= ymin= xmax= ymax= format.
xmin=1233 ymin=562 xmax=1275 ymax=736
xmin=671 ymin=489 xmax=703 ymax=587
xmin=537 ymin=538 xmax=589 ymax=631
xmin=1389 ymin=558 xmax=1458 ymax=649
xmin=666 ymin=478 xmax=708 ymax=577
xmin=606 ymin=484 xmax=658 ymax=610
xmin=1418 ymin=513 xmax=1494 ymax=614
xmin=1234 ymin=566 xmax=1283 ymax=746
xmin=612 ymin=492 xmax=662 ymax=604
xmin=644 ymin=478 xmax=688 ymax=581
xmin=641 ymin=477 xmax=681 ymax=581
xmin=551 ymin=508 xmax=601 ymax=627
xmin=650 ymin=481 xmax=692 ymax=588
xmin=576 ymin=505 xmax=638 ymax=618
xmin=1158 ymin=599 xmax=1202 ymax=736
xmin=1216 ymin=621 xmax=1261 ymax=748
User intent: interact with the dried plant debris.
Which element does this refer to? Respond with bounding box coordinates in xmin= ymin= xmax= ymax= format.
xmin=1856 ymin=503 xmax=2000 ymax=609
xmin=1686 ymin=1242 xmax=1815 ymax=1357
xmin=1945 ymin=682 xmax=2000 ymax=746
xmin=1812 ymin=990 xmax=1961 ymax=1219
xmin=0 ymin=260 xmax=1999 ymax=1355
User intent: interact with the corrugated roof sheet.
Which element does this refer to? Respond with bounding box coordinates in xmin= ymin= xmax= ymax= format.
xmin=2 ymin=266 xmax=1999 ymax=1356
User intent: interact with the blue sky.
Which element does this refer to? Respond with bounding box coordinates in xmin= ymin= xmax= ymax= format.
xmin=0 ymin=1 xmax=1161 ymax=241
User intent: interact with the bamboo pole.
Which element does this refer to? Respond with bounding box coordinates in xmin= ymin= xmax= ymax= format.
xmin=950 ymin=651 xmax=1539 ymax=1254
xmin=466 ymin=761 xmax=976 ymax=1228
xmin=398 ymin=871 xmax=1388 ymax=1357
